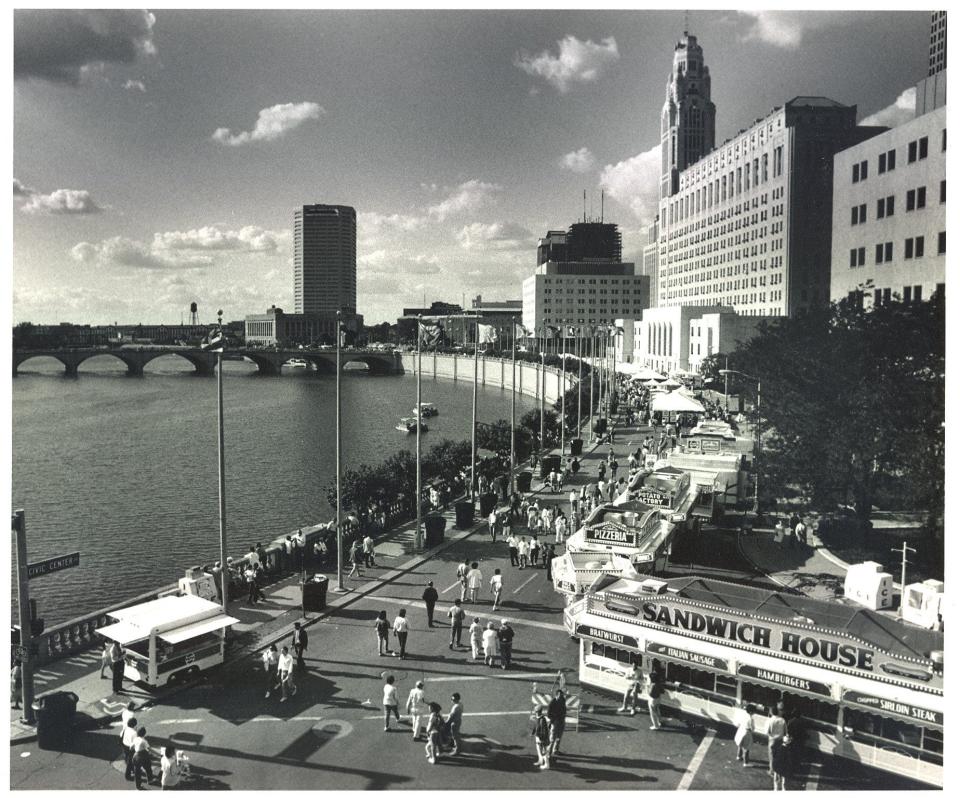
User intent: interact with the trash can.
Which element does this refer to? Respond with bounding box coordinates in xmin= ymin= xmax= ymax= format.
xmin=302 ymin=574 xmax=328 ymax=612
xmin=593 ymin=418 xmax=607 ymax=435
xmin=455 ymin=500 xmax=475 ymax=529
xmin=539 ymin=454 xmax=561 ymax=479
xmin=515 ymin=471 xmax=532 ymax=493
xmin=33 ymin=691 xmax=78 ymax=750
xmin=479 ymin=492 xmax=497 ymax=518
xmin=425 ymin=513 xmax=446 ymax=547
xmin=570 ymin=438 xmax=584 ymax=457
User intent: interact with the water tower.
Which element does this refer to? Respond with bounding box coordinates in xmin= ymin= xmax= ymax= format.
xmin=189 ymin=302 xmax=199 ymax=326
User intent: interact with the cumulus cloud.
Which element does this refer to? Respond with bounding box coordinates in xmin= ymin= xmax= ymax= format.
xmin=514 ymin=35 xmax=619 ymax=93
xmin=71 ymin=236 xmax=214 ymax=270
xmin=21 ymin=188 xmax=104 ymax=215
xmin=359 ymin=249 xmax=441 ymax=275
xmin=861 ymin=87 xmax=916 ymax=128
xmin=13 ymin=178 xmax=35 ymax=196
xmin=457 ymin=221 xmax=534 ymax=251
xmin=153 ymin=225 xmax=283 ymax=253
xmin=123 ymin=79 xmax=146 ymax=92
xmin=14 ymin=9 xmax=156 ymax=84
xmin=427 ymin=179 xmax=502 ymax=221
xmin=737 ymin=11 xmax=857 ymax=49
xmin=561 ymin=147 xmax=597 ymax=173
xmin=211 ymin=102 xmax=323 ymax=146
xmin=358 ymin=211 xmax=425 ymax=233
xmin=598 ymin=144 xmax=661 ymax=227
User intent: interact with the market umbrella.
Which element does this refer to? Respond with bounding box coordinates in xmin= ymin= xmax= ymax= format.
xmin=642 ymin=379 xmax=661 ymax=388
xmin=649 ymin=391 xmax=706 ymax=413
xmin=633 ymin=367 xmax=667 ymax=381
xmin=662 ymin=377 xmax=683 ymax=388
xmin=616 ymin=361 xmax=642 ymax=375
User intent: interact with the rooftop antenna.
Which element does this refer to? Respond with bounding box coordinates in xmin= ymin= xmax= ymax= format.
xmin=582 ymin=189 xmax=586 ymax=223
xmin=601 ymin=190 xmax=604 ymax=223
xmin=684 ymin=9 xmax=689 ymax=35
xmin=589 ymin=192 xmax=593 ymax=223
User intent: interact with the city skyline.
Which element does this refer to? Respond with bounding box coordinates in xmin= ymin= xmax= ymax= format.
xmin=12 ymin=8 xmax=933 ymax=325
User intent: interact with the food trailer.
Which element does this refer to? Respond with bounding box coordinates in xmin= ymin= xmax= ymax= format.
xmin=551 ymin=550 xmax=642 ymax=603
xmin=566 ymin=502 xmax=677 ymax=575
xmin=96 ymin=594 xmax=240 ymax=687
xmin=615 ymin=466 xmax=699 ymax=525
xmin=564 ymin=574 xmax=943 ymax=787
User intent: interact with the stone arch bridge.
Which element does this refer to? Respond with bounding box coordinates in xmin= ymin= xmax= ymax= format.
xmin=12 ymin=347 xmax=405 ymax=378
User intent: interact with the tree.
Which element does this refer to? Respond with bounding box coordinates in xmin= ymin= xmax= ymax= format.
xmin=519 ymin=408 xmax=559 ymax=450
xmin=731 ymin=296 xmax=944 ymax=533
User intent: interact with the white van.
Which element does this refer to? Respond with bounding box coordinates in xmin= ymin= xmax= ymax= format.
xmin=96 ymin=594 xmax=240 ymax=687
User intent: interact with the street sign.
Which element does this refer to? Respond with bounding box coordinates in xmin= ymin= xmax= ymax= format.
xmin=13 ymin=645 xmax=28 ymax=661
xmin=28 ymin=552 xmax=80 ymax=579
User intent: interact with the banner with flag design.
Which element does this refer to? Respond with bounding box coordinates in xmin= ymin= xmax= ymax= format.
xmin=547 ymin=325 xmax=560 ymax=339
xmin=418 ymin=321 xmax=444 ymax=348
xmin=478 ymin=323 xmax=498 ymax=344
xmin=514 ymin=323 xmax=529 ymax=339
xmin=201 ymin=328 xmax=224 ymax=353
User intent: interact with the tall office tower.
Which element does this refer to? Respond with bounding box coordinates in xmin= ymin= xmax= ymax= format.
xmin=566 ymin=222 xmax=623 ymax=262
xmin=537 ymin=230 xmax=568 ymax=264
xmin=660 ymin=32 xmax=716 ymax=201
xmin=293 ymin=204 xmax=357 ymax=314
xmin=929 ymin=10 xmax=947 ymax=76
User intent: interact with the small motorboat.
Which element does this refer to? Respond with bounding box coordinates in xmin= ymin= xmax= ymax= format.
xmin=396 ymin=417 xmax=428 ymax=433
xmin=287 ymin=358 xmax=309 ymax=369
xmin=413 ymin=402 xmax=439 ymax=417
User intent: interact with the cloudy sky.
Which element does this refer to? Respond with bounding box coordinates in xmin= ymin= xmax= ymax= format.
xmin=11 ymin=7 xmax=932 ymax=325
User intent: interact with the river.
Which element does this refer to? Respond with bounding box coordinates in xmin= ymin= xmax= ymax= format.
xmin=11 ymin=355 xmax=536 ymax=626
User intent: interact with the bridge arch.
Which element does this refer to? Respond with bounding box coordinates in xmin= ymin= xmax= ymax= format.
xmin=341 ymin=355 xmax=394 ymax=375
xmin=13 ymin=353 xmax=74 ymax=377
xmin=140 ymin=350 xmax=215 ymax=376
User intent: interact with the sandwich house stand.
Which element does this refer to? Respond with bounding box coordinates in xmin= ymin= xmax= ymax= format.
xmin=564 ymin=575 xmax=943 ymax=787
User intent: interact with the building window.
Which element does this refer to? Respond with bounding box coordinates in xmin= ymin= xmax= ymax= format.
xmin=875 ymin=243 xmax=884 ymax=264
xmin=916 ymin=236 xmax=925 ymax=257
xmin=919 ymin=136 xmax=928 ymax=159
xmin=904 ymin=285 xmax=913 ymax=303
xmin=908 ymin=140 xmax=917 ymax=162
xmin=914 ymin=285 xmax=923 ymax=302
xmin=885 ymin=241 xmax=893 ymax=261
xmin=905 ymin=238 xmax=914 ymax=259
xmin=938 ymin=231 xmax=946 ymax=254
xmin=917 ymin=186 xmax=927 ymax=208
xmin=942 ymin=129 xmax=947 ymax=152
xmin=849 ymin=248 xmax=858 ymax=268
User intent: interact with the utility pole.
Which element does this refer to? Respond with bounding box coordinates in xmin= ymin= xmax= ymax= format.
xmin=892 ymin=542 xmax=917 ymax=618
xmin=12 ymin=509 xmax=35 ymax=723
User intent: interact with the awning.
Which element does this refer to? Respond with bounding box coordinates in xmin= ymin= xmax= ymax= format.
xmin=650 ymin=391 xmax=706 ymax=413
xmin=631 ymin=368 xmax=667 ymax=381
xmin=158 ymin=614 xmax=240 ymax=644
xmin=96 ymin=622 xmax=149 ymax=646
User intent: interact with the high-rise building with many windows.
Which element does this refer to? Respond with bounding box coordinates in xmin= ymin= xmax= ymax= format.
xmin=293 ymin=204 xmax=357 ymax=314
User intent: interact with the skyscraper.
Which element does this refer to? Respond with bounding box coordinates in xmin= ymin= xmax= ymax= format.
xmin=660 ymin=32 xmax=716 ymax=201
xmin=293 ymin=204 xmax=357 ymax=314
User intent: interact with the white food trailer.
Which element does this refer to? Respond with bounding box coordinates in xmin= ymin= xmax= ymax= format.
xmin=96 ymin=594 xmax=240 ymax=687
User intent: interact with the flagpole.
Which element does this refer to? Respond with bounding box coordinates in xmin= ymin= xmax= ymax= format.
xmin=576 ymin=326 xmax=582 ymax=438
xmin=335 ymin=309 xmax=344 ymax=592
xmin=471 ymin=318 xmax=479 ymax=503
xmin=560 ymin=322 xmax=566 ymax=456
xmin=510 ymin=316 xmax=517 ymax=490
xmin=214 ymin=310 xmax=228 ymax=612
xmin=415 ymin=314 xmax=423 ymax=551
xmin=539 ymin=324 xmax=545 ymax=455
xmin=588 ymin=328 xmax=595 ymax=444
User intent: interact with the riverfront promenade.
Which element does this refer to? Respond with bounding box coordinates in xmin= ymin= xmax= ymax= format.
xmin=10 ymin=412 xmax=925 ymax=791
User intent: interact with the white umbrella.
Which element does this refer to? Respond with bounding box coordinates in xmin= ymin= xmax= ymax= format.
xmin=634 ymin=367 xmax=667 ymax=381
xmin=642 ymin=379 xmax=661 ymax=387
xmin=650 ymin=391 xmax=706 ymax=413
xmin=662 ymin=377 xmax=682 ymax=388
xmin=616 ymin=361 xmax=642 ymax=375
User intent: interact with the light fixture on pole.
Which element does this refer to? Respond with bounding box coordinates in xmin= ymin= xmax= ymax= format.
xmin=560 ymin=321 xmax=566 ymax=456
xmin=891 ymin=542 xmax=917 ymax=619
xmin=539 ymin=324 xmax=545 ymax=456
xmin=576 ymin=325 xmax=582 ymax=439
xmin=335 ymin=310 xmax=345 ymax=592
xmin=415 ymin=314 xmax=423 ymax=552
xmin=470 ymin=317 xmax=479 ymax=503
xmin=719 ymin=368 xmax=761 ymax=515
xmin=588 ymin=327 xmax=595 ymax=444
xmin=510 ymin=317 xmax=517 ymax=489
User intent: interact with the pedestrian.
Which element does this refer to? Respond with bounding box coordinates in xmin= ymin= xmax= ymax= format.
xmin=445 ymin=693 xmax=463 ymax=755
xmin=393 ymin=608 xmax=409 ymax=659
xmin=518 ymin=537 xmax=530 ymax=569
xmin=501 ymin=512 xmax=511 ymax=545
xmin=292 ymin=622 xmax=308 ymax=669
xmin=647 ymin=671 xmax=665 ymax=730
xmin=510 ymin=491 xmax=521 ymax=520
xmin=482 ymin=622 xmax=498 ymax=667
xmin=785 ymin=708 xmax=805 ymax=783
xmin=569 ymin=488 xmax=578 ymax=515
xmin=447 ymin=598 xmax=465 ymax=649
xmin=490 ymin=568 xmax=503 ymax=611
xmin=497 ymin=619 xmax=515 ymax=669
xmin=375 ymin=610 xmax=393 ymax=656
xmin=348 ymin=538 xmax=364 ymax=578
xmin=734 ymin=701 xmax=754 ymax=766
xmin=9 ymin=661 xmax=21 ymax=710
xmin=110 ymin=640 xmax=125 ymax=694
xmin=380 ymin=673 xmax=401 ymax=731
xmin=548 ymin=469 xmax=558 ymax=493
xmin=547 ymin=688 xmax=567 ymax=762
xmin=544 ymin=545 xmax=556 ymax=580
xmin=425 ymin=702 xmax=443 ymax=764
xmin=99 ymin=641 xmax=113 ymax=679
xmin=794 ymin=517 xmax=807 ymax=547
xmin=406 ymin=680 xmax=427 ymax=740
xmin=529 ymin=535 xmax=540 ymax=567
xmin=770 ymin=737 xmax=788 ymax=790
xmin=132 ymin=726 xmax=155 ymax=789
xmin=252 ymin=562 xmax=267 ymax=602
xmin=313 ymin=538 xmax=328 ymax=568
xmin=121 ymin=717 xmax=140 ymax=781
xmin=766 ymin=702 xmax=787 ymax=775
xmin=456 ymin=558 xmax=470 ymax=601
xmin=261 ymin=644 xmax=279 ymax=698
xmin=610 ymin=459 xmax=619 ymax=480
xmin=507 ymin=533 xmax=519 ymax=567
xmin=617 ymin=662 xmax=643 ymax=714
xmin=466 ymin=561 xmax=483 ymax=603
xmin=278 ymin=645 xmax=297 ymax=702
xmin=488 ymin=509 xmax=499 ymax=542
xmin=360 ymin=534 xmax=373 ymax=567
xmin=570 ymin=457 xmax=580 ymax=475
xmin=554 ymin=512 xmax=566 ymax=545
xmin=422 ymin=581 xmax=439 ymax=627
xmin=469 ymin=617 xmax=484 ymax=660
xmin=598 ymin=461 xmax=606 ymax=481
xmin=246 ymin=544 xmax=261 ymax=569
xmin=531 ymin=706 xmax=551 ymax=770
xmin=160 ymin=746 xmax=184 ymax=791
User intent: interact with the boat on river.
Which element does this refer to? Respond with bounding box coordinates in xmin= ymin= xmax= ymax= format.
xmin=287 ymin=358 xmax=309 ymax=369
xmin=396 ymin=417 xmax=428 ymax=433
xmin=412 ymin=402 xmax=439 ymax=417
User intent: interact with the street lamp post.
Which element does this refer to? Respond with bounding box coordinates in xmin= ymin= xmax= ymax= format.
xmin=719 ymin=369 xmax=761 ymax=515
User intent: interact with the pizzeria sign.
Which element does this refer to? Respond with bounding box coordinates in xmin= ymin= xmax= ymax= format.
xmin=584 ymin=522 xmax=637 ymax=547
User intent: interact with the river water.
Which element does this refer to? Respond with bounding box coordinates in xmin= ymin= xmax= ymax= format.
xmin=11 ymin=355 xmax=535 ymax=626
